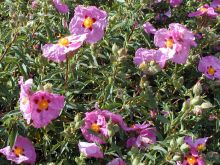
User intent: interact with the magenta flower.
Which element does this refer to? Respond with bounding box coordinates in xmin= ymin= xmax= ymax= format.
xmin=134 ymin=48 xmax=168 ymax=69
xmin=143 ymin=22 xmax=157 ymax=35
xmin=52 ymin=0 xmax=69 ymax=14
xmin=211 ymin=0 xmax=220 ymax=12
xmin=107 ymin=158 xmax=126 ymax=165
xmin=81 ymin=108 xmax=126 ymax=144
xmin=78 ymin=142 xmax=103 ymax=158
xmin=0 ymin=136 xmax=36 ymax=164
xmin=188 ymin=4 xmax=218 ymax=18
xmin=19 ymin=77 xmax=33 ymax=124
xmin=42 ymin=34 xmax=87 ymax=62
xmin=69 ymin=5 xmax=108 ymax=43
xmin=126 ymin=123 xmax=156 ymax=149
xmin=198 ymin=56 xmax=220 ymax=80
xmin=154 ymin=23 xmax=196 ymax=64
xmin=30 ymin=91 xmax=65 ymax=128
xmin=184 ymin=136 xmax=208 ymax=155
xmin=169 ymin=0 xmax=182 ymax=7
xmin=182 ymin=153 xmax=205 ymax=165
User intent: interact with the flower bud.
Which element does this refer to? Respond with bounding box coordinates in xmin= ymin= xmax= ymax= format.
xmin=180 ymin=143 xmax=190 ymax=153
xmin=200 ymin=102 xmax=213 ymax=109
xmin=181 ymin=100 xmax=190 ymax=111
xmin=190 ymin=96 xmax=202 ymax=106
xmin=176 ymin=137 xmax=184 ymax=145
xmin=170 ymin=139 xmax=176 ymax=147
xmin=193 ymin=82 xmax=202 ymax=96
xmin=112 ymin=44 xmax=119 ymax=55
xmin=172 ymin=154 xmax=182 ymax=161
xmin=192 ymin=106 xmax=203 ymax=116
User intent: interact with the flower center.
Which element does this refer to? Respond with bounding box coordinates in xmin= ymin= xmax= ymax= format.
xmin=165 ymin=38 xmax=174 ymax=48
xmin=13 ymin=146 xmax=24 ymax=157
xmin=91 ymin=123 xmax=100 ymax=133
xmin=186 ymin=155 xmax=197 ymax=165
xmin=197 ymin=144 xmax=205 ymax=152
xmin=207 ymin=66 xmax=216 ymax=75
xmin=38 ymin=99 xmax=49 ymax=110
xmin=200 ymin=6 xmax=208 ymax=13
xmin=216 ymin=6 xmax=220 ymax=12
xmin=58 ymin=38 xmax=69 ymax=47
xmin=83 ymin=17 xmax=95 ymax=29
xmin=22 ymin=97 xmax=29 ymax=105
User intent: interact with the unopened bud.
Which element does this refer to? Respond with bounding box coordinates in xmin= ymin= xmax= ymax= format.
xmin=193 ymin=82 xmax=202 ymax=96
xmin=173 ymin=154 xmax=182 ymax=161
xmin=180 ymin=143 xmax=190 ymax=153
xmin=177 ymin=137 xmax=184 ymax=145
xmin=200 ymin=102 xmax=213 ymax=109
xmin=190 ymin=96 xmax=202 ymax=106
xmin=112 ymin=44 xmax=119 ymax=55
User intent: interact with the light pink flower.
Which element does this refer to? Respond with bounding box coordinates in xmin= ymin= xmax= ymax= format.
xmin=78 ymin=142 xmax=103 ymax=158
xmin=107 ymin=158 xmax=126 ymax=165
xmin=134 ymin=48 xmax=168 ymax=69
xmin=211 ymin=0 xmax=220 ymax=12
xmin=184 ymin=136 xmax=208 ymax=155
xmin=19 ymin=77 xmax=33 ymax=124
xmin=126 ymin=123 xmax=156 ymax=149
xmin=69 ymin=5 xmax=108 ymax=43
xmin=169 ymin=0 xmax=182 ymax=7
xmin=198 ymin=56 xmax=220 ymax=80
xmin=81 ymin=108 xmax=126 ymax=144
xmin=31 ymin=0 xmax=38 ymax=9
xmin=143 ymin=22 xmax=157 ymax=34
xmin=30 ymin=91 xmax=64 ymax=128
xmin=52 ymin=0 xmax=69 ymax=14
xmin=42 ymin=34 xmax=87 ymax=62
xmin=154 ymin=23 xmax=196 ymax=64
xmin=188 ymin=4 xmax=218 ymax=18
xmin=0 ymin=136 xmax=36 ymax=164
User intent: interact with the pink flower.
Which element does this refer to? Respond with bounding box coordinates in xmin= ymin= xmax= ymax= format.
xmin=81 ymin=108 xmax=126 ymax=144
xmin=107 ymin=158 xmax=126 ymax=165
xmin=154 ymin=23 xmax=196 ymax=64
xmin=188 ymin=4 xmax=218 ymax=18
xmin=78 ymin=142 xmax=103 ymax=158
xmin=19 ymin=77 xmax=33 ymax=124
xmin=134 ymin=48 xmax=168 ymax=69
xmin=181 ymin=153 xmax=206 ymax=165
xmin=184 ymin=136 xmax=208 ymax=155
xmin=198 ymin=56 xmax=220 ymax=80
xmin=30 ymin=91 xmax=65 ymax=128
xmin=0 ymin=136 xmax=36 ymax=164
xmin=42 ymin=34 xmax=87 ymax=62
xmin=126 ymin=123 xmax=156 ymax=149
xmin=143 ymin=22 xmax=157 ymax=34
xmin=52 ymin=0 xmax=69 ymax=14
xmin=169 ymin=0 xmax=182 ymax=7
xmin=18 ymin=77 xmax=65 ymax=128
xmin=211 ymin=0 xmax=220 ymax=12
xmin=31 ymin=0 xmax=38 ymax=9
xmin=69 ymin=5 xmax=108 ymax=43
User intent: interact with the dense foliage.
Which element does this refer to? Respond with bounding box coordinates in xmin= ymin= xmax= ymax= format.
xmin=0 ymin=0 xmax=220 ymax=164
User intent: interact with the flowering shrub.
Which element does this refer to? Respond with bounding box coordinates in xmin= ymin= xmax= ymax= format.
xmin=0 ymin=0 xmax=220 ymax=164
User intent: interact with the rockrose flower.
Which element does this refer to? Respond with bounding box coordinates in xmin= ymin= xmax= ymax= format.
xmin=169 ymin=0 xmax=182 ymax=7
xmin=126 ymin=123 xmax=156 ymax=149
xmin=19 ymin=77 xmax=33 ymax=124
xmin=42 ymin=34 xmax=87 ymax=62
xmin=107 ymin=158 xmax=126 ymax=165
xmin=143 ymin=22 xmax=157 ymax=35
xmin=211 ymin=0 xmax=220 ymax=12
xmin=134 ymin=48 xmax=167 ymax=69
xmin=78 ymin=142 xmax=103 ymax=158
xmin=52 ymin=0 xmax=69 ymax=14
xmin=69 ymin=5 xmax=108 ymax=43
xmin=184 ymin=136 xmax=208 ymax=154
xmin=181 ymin=152 xmax=206 ymax=165
xmin=29 ymin=91 xmax=65 ymax=128
xmin=81 ymin=108 xmax=126 ymax=144
xmin=18 ymin=77 xmax=65 ymax=128
xmin=154 ymin=23 xmax=196 ymax=64
xmin=198 ymin=56 xmax=220 ymax=80
xmin=188 ymin=4 xmax=218 ymax=18
xmin=0 ymin=136 xmax=36 ymax=164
